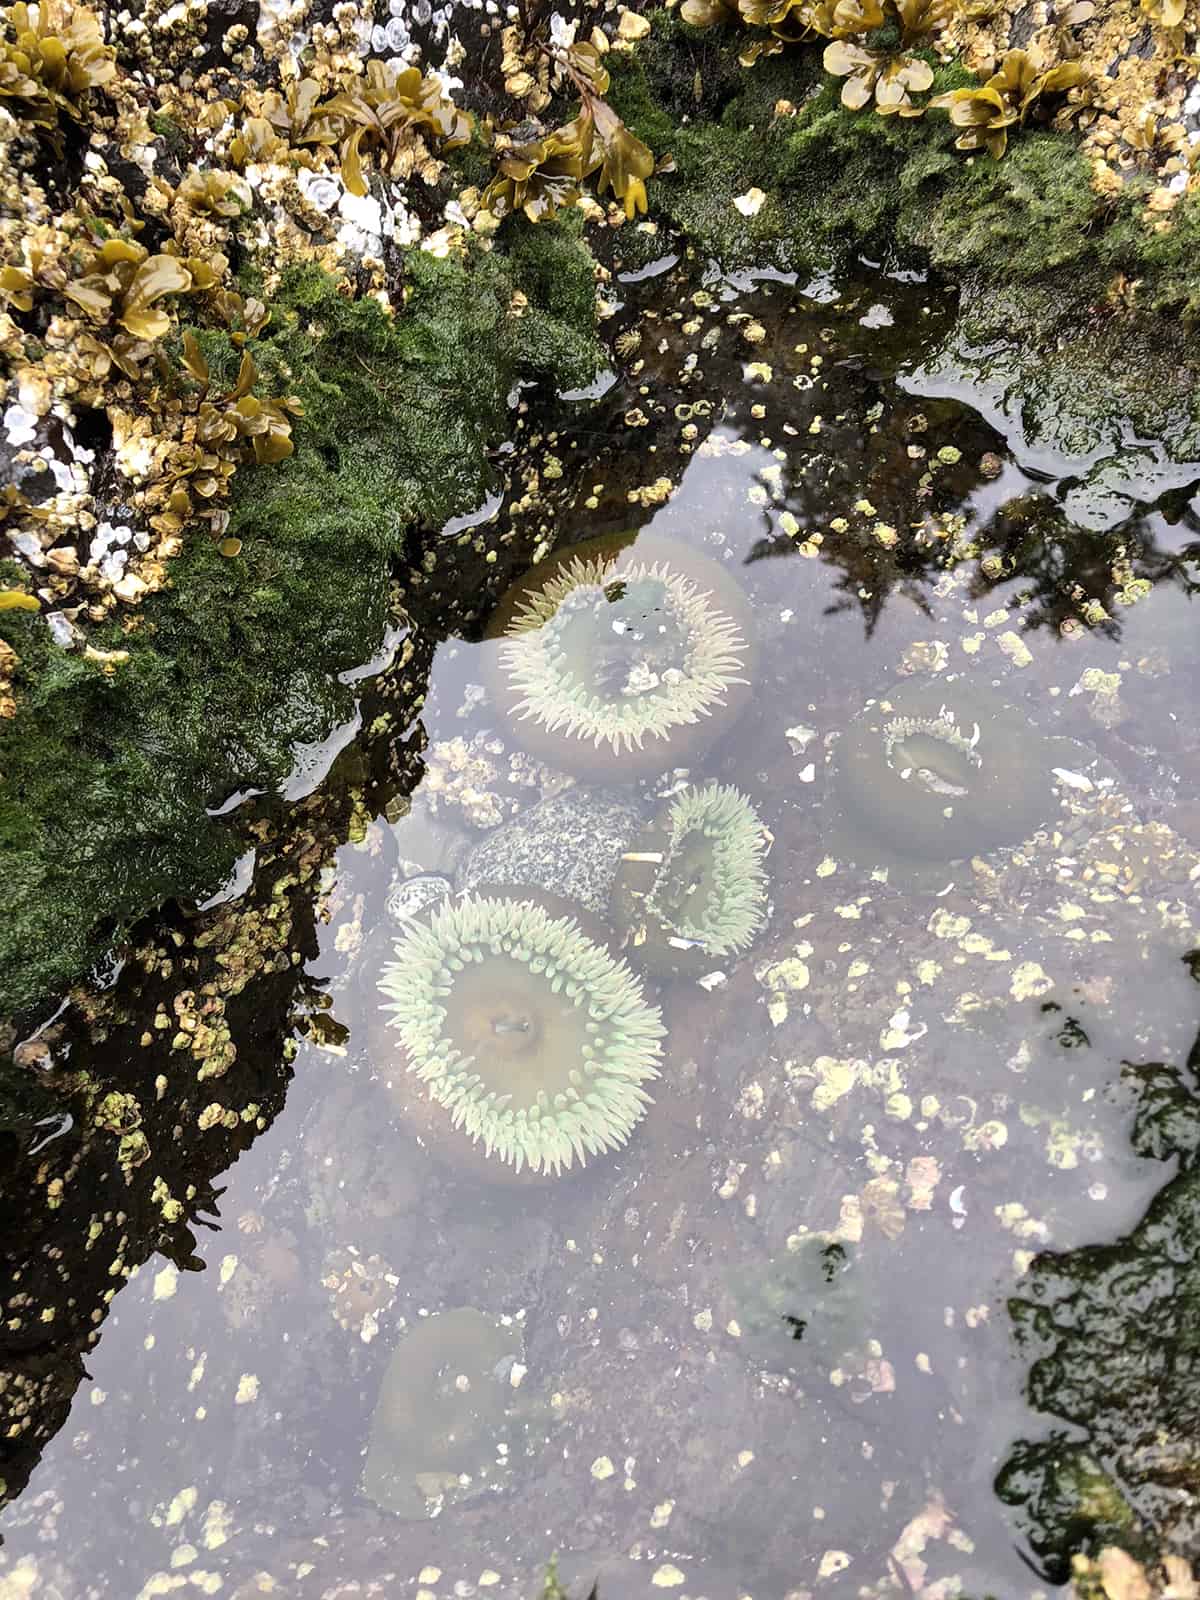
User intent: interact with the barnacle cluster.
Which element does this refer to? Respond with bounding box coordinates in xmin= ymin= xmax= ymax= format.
xmin=486 ymin=533 xmax=752 ymax=780
xmin=0 ymin=0 xmax=476 ymax=670
xmin=322 ymin=1246 xmax=398 ymax=1342
xmin=377 ymin=893 xmax=664 ymax=1180
xmin=612 ymin=782 xmax=770 ymax=977
xmin=0 ymin=0 xmax=114 ymax=140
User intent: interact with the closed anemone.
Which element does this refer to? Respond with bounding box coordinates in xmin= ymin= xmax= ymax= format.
xmin=485 ymin=532 xmax=753 ymax=780
xmin=612 ymin=782 xmax=770 ymax=978
xmin=362 ymin=1308 xmax=523 ymax=1518
xmin=377 ymin=894 xmax=664 ymax=1179
xmin=840 ymin=679 xmax=1054 ymax=863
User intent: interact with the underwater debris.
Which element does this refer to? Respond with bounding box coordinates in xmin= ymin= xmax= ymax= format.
xmin=611 ymin=782 xmax=771 ymax=978
xmin=376 ymin=893 xmax=664 ymax=1180
xmin=485 ymin=532 xmax=753 ymax=781
xmin=322 ymin=1246 xmax=398 ymax=1342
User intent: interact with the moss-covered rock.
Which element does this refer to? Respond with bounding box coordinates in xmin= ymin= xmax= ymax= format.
xmin=0 ymin=230 xmax=600 ymax=1018
xmin=609 ymin=15 xmax=1199 ymax=295
xmin=607 ymin=17 xmax=1200 ymax=478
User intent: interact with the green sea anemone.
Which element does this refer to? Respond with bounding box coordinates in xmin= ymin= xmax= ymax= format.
xmin=362 ymin=1307 xmax=524 ymax=1518
xmin=455 ymin=787 xmax=648 ymax=916
xmin=611 ymin=783 xmax=771 ymax=978
xmin=485 ymin=533 xmax=754 ymax=781
xmin=839 ymin=678 xmax=1055 ymax=863
xmin=377 ymin=894 xmax=664 ymax=1179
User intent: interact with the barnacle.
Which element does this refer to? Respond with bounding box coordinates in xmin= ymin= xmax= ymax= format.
xmin=485 ymin=532 xmax=753 ymax=781
xmin=376 ymin=894 xmax=664 ymax=1180
xmin=321 ymin=61 xmax=470 ymax=197
xmin=931 ymin=49 xmax=1088 ymax=157
xmin=612 ymin=783 xmax=770 ymax=978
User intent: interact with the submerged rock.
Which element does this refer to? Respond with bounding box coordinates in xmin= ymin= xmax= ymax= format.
xmin=456 ymin=787 xmax=648 ymax=917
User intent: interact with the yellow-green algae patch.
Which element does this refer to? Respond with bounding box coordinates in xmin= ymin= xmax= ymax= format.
xmin=362 ymin=1308 xmax=523 ymax=1519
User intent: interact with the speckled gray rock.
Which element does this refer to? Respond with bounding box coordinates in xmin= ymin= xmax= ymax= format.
xmin=454 ymin=787 xmax=649 ymax=916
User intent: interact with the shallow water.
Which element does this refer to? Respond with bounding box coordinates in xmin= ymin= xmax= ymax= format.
xmin=3 ymin=259 xmax=1200 ymax=1598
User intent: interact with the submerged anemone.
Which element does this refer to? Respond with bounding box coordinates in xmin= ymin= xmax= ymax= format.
xmin=376 ymin=894 xmax=664 ymax=1179
xmin=485 ymin=532 xmax=753 ymax=780
xmin=611 ymin=783 xmax=771 ymax=978
xmin=456 ymin=787 xmax=648 ymax=916
xmin=839 ymin=678 xmax=1055 ymax=864
xmin=362 ymin=1308 xmax=523 ymax=1518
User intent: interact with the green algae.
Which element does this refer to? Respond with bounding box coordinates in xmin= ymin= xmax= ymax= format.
xmin=607 ymin=17 xmax=1173 ymax=289
xmin=0 ymin=231 xmax=600 ymax=1018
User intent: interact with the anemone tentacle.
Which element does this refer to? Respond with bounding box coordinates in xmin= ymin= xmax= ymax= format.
xmin=379 ymin=894 xmax=664 ymax=1176
xmin=498 ymin=555 xmax=748 ymax=755
xmin=648 ymin=782 xmax=770 ymax=955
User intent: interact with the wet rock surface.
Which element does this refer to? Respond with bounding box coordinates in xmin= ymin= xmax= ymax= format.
xmin=2 ymin=238 xmax=1199 ymax=1597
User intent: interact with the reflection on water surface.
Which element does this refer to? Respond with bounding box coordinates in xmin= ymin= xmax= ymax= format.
xmin=3 ymin=261 xmax=1199 ymax=1599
